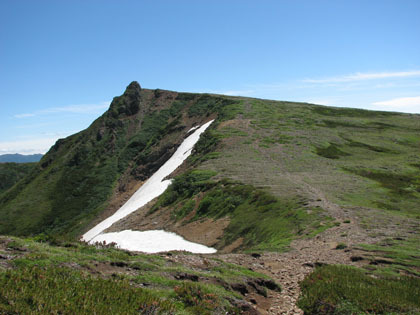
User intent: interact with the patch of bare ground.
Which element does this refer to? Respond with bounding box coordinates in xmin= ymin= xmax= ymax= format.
xmin=106 ymin=198 xmax=230 ymax=248
xmin=82 ymin=178 xmax=146 ymax=233
xmin=217 ymin=221 xmax=372 ymax=314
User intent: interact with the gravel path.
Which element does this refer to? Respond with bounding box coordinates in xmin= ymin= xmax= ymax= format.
xmin=219 ymin=220 xmax=370 ymax=314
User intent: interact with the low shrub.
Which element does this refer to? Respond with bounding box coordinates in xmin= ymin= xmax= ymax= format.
xmin=298 ymin=264 xmax=420 ymax=314
xmin=0 ymin=266 xmax=176 ymax=314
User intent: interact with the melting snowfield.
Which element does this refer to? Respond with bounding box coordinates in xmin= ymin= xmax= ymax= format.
xmin=89 ymin=230 xmax=216 ymax=254
xmin=82 ymin=120 xmax=216 ymax=254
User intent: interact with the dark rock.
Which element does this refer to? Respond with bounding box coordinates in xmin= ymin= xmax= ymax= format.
xmin=174 ymin=273 xmax=199 ymax=282
xmin=110 ymin=261 xmax=128 ymax=268
xmin=63 ymin=243 xmax=77 ymax=248
xmin=255 ymin=278 xmax=281 ymax=292
xmin=303 ymin=262 xmax=314 ymax=268
xmin=314 ymin=262 xmax=327 ymax=267
xmin=109 ymin=81 xmax=142 ymax=117
xmin=96 ymin=128 xmax=105 ymax=141
xmin=154 ymin=89 xmax=163 ymax=98
xmin=350 ymin=256 xmax=364 ymax=262
xmin=250 ymin=298 xmax=257 ymax=304
xmin=233 ymin=300 xmax=259 ymax=314
xmin=7 ymin=246 xmax=27 ymax=252
xmin=251 ymin=253 xmax=261 ymax=258
xmin=247 ymin=281 xmax=267 ymax=297
xmin=231 ymin=283 xmax=249 ymax=295
xmin=370 ymin=258 xmax=393 ymax=265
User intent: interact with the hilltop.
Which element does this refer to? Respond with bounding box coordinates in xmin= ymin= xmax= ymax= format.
xmin=0 ymin=82 xmax=419 ymax=314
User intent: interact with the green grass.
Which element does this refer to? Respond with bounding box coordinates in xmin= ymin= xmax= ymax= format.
xmin=0 ymin=235 xmax=278 ymax=314
xmin=151 ymin=171 xmax=334 ymax=251
xmin=0 ymin=162 xmax=36 ymax=194
xmin=356 ymin=237 xmax=420 ymax=277
xmin=312 ymin=105 xmax=397 ymax=118
xmin=0 ymin=86 xmax=241 ymax=240
xmin=0 ymin=266 xmax=176 ymax=314
xmin=298 ymin=264 xmax=420 ymax=314
xmin=344 ymin=167 xmax=420 ymax=197
xmin=2 ymin=87 xmax=419 ymax=244
xmin=187 ymin=94 xmax=242 ymax=120
xmin=316 ymin=143 xmax=351 ymax=159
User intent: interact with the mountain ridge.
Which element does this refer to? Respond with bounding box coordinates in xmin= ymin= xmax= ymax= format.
xmin=1 ymin=81 xmax=420 ymax=314
xmin=0 ymin=154 xmax=43 ymax=163
xmin=1 ymin=82 xmax=419 ymax=252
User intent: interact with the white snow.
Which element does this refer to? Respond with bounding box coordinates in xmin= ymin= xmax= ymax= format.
xmin=187 ymin=125 xmax=199 ymax=133
xmin=81 ymin=120 xmax=215 ymax=254
xmin=89 ymin=230 xmax=216 ymax=254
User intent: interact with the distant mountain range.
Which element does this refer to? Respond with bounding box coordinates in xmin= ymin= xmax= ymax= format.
xmin=0 ymin=153 xmax=43 ymax=163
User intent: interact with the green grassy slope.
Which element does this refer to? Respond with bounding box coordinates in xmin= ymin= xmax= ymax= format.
xmin=0 ymin=235 xmax=276 ymax=314
xmin=0 ymin=162 xmax=36 ymax=194
xmin=198 ymin=97 xmax=420 ymax=219
xmin=298 ymin=264 xmax=420 ymax=314
xmin=0 ymin=82 xmax=239 ymax=239
xmin=132 ymin=95 xmax=419 ymax=254
xmin=1 ymin=83 xmax=419 ymax=258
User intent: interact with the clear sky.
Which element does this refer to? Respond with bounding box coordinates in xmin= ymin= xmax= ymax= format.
xmin=1 ymin=0 xmax=419 ymax=154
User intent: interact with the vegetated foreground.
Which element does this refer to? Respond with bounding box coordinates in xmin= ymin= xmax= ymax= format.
xmin=0 ymin=82 xmax=419 ymax=314
xmin=0 ymin=236 xmax=279 ymax=314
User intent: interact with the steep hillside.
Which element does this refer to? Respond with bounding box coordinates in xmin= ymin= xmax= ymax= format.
xmin=109 ymin=95 xmax=420 ymax=255
xmin=0 ymin=82 xmax=240 ymax=239
xmin=0 ymin=163 xmax=36 ymax=194
xmin=1 ymin=82 xmax=419 ymax=256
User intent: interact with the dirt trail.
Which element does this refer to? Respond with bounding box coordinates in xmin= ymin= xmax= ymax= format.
xmin=218 ymin=219 xmax=370 ymax=314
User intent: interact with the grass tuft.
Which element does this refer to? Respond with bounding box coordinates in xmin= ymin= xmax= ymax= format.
xmin=298 ymin=264 xmax=420 ymax=314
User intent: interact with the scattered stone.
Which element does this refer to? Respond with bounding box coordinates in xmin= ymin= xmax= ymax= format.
xmin=233 ymin=300 xmax=259 ymax=314
xmin=314 ymin=262 xmax=327 ymax=267
xmin=231 ymin=283 xmax=249 ymax=295
xmin=248 ymin=281 xmax=267 ymax=297
xmin=255 ymin=278 xmax=282 ymax=292
xmin=350 ymin=256 xmax=364 ymax=262
xmin=174 ymin=273 xmax=199 ymax=282
xmin=110 ymin=261 xmax=128 ymax=268
xmin=302 ymin=262 xmax=314 ymax=268
xmin=369 ymin=258 xmax=393 ymax=265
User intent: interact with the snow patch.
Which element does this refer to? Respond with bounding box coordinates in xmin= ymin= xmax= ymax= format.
xmin=82 ymin=120 xmax=215 ymax=253
xmin=90 ymin=230 xmax=216 ymax=254
xmin=188 ymin=125 xmax=199 ymax=133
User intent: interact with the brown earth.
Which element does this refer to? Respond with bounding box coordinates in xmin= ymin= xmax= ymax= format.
xmin=106 ymin=196 xmax=231 ymax=249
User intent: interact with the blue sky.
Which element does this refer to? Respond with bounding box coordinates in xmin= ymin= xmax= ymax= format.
xmin=1 ymin=0 xmax=419 ymax=154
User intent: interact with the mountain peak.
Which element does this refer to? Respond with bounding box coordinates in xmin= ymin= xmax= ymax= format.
xmin=126 ymin=81 xmax=141 ymax=92
xmin=109 ymin=81 xmax=142 ymax=117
